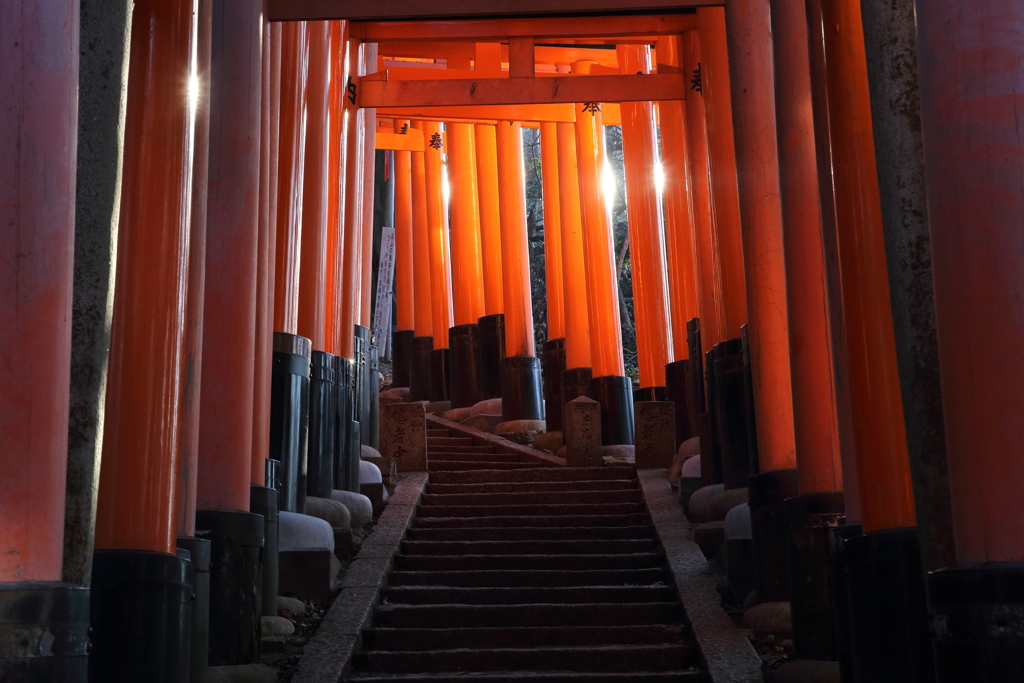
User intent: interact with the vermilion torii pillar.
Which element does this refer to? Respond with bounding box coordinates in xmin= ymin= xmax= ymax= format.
xmin=90 ymin=0 xmax=197 ymax=677
xmin=697 ymin=8 xmax=747 ymax=342
xmin=408 ymin=120 xmax=435 ymax=401
xmin=809 ymin=0 xmax=931 ymax=678
xmin=474 ymin=123 xmax=507 ymax=401
xmin=446 ymin=121 xmax=487 ymax=408
xmin=617 ymin=45 xmax=673 ymax=397
xmin=391 ymin=119 xmax=416 ymax=388
xmin=496 ymin=121 xmax=545 ymax=424
xmin=572 ymin=60 xmax=633 ymax=444
xmin=556 ymin=121 xmax=595 ymax=415
xmin=1 ymin=4 xmax=83 ymax=672
xmin=338 ymin=38 xmax=365 ymax=362
xmin=539 ymin=122 xmax=568 ymax=430
xmin=423 ymin=121 xmax=455 ymax=403
xmin=916 ymin=0 xmax=1024 ymax=677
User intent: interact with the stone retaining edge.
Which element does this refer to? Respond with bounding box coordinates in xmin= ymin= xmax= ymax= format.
xmin=291 ymin=472 xmax=429 ymax=683
xmin=638 ymin=468 xmax=763 ymax=683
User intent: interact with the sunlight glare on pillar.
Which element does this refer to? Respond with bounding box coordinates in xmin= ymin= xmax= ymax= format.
xmin=654 ymin=162 xmax=666 ymax=195
xmin=602 ymin=162 xmax=617 ymax=209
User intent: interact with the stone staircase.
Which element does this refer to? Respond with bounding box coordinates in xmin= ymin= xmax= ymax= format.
xmin=348 ymin=427 xmax=708 ymax=682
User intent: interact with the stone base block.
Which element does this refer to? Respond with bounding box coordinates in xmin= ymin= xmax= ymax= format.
xmin=462 ymin=414 xmax=503 ymax=433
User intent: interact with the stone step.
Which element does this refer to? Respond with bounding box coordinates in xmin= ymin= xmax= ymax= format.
xmin=427 ymin=466 xmax=635 ymax=485
xmin=401 ymin=538 xmax=657 ymax=556
xmin=415 ymin=502 xmax=644 ymax=518
xmin=426 ymin=429 xmax=450 ymax=438
xmin=363 ymin=624 xmax=686 ymax=651
xmin=387 ymin=567 xmax=668 ymax=588
xmin=419 ymin=490 xmax=642 ymax=507
xmin=410 ymin=513 xmax=651 ymax=529
xmin=405 ymin=525 xmax=655 ymax=542
xmin=426 ymin=436 xmax=475 ymax=447
xmin=424 ymin=479 xmax=637 ymax=495
xmin=384 ymin=585 xmax=675 ymax=605
xmin=393 ymin=552 xmax=666 ymax=572
xmin=371 ymin=601 xmax=681 ymax=629
xmin=427 ymin=461 xmax=540 ymax=472
xmin=427 ymin=445 xmax=498 ymax=455
xmin=351 ymin=671 xmax=710 ymax=682
xmin=427 ymin=453 xmax=521 ymax=463
xmin=355 ymin=643 xmax=696 ymax=674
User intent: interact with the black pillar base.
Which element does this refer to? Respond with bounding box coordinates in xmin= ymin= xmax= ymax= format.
xmin=0 ymin=581 xmax=88 ymax=681
xmin=333 ymin=356 xmax=355 ymax=491
xmin=354 ymin=325 xmax=371 ymax=434
xmin=829 ymin=523 xmax=862 ymax=683
xmin=176 ymin=537 xmax=211 ymax=683
xmin=930 ymin=563 xmax=1024 ymax=682
xmin=392 ymin=329 xmax=414 ymax=387
xmin=740 ymin=325 xmax=760 ymax=475
xmin=500 ymin=355 xmax=544 ymax=422
xmin=714 ymin=341 xmax=751 ymax=490
xmin=542 ymin=338 xmax=567 ymax=431
xmin=269 ymin=332 xmax=311 ymax=514
xmin=307 ymin=350 xmax=337 ymax=499
xmin=194 ymin=510 xmax=265 ymax=666
xmin=844 ymin=527 xmax=934 ymax=683
xmin=685 ymin=318 xmax=706 ymax=430
xmin=365 ymin=342 xmax=379 ymax=447
xmin=345 ymin=420 xmax=362 ymax=493
xmin=748 ymin=468 xmax=799 ymax=602
xmin=249 ymin=486 xmax=279 ymax=618
xmin=633 ymin=385 xmax=667 ymax=402
xmin=785 ymin=493 xmax=845 ymax=661
xmin=449 ymin=324 xmax=482 ymax=409
xmin=409 ymin=336 xmax=433 ymax=402
xmin=587 ymin=375 xmax=634 ymax=445
xmin=477 ymin=314 xmax=505 ymax=400
xmin=90 ymin=550 xmax=193 ymax=682
xmin=666 ymin=359 xmax=694 ymax=449
xmin=429 ymin=348 xmax=451 ymax=402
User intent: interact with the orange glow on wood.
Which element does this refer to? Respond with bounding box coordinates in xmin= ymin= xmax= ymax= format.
xmin=723 ymin=0 xmax=797 ymax=473
xmin=816 ymin=0 xmax=915 ymax=532
xmin=423 ymin=121 xmax=455 ymax=346
xmin=618 ymin=45 xmax=672 ymax=389
xmin=95 ymin=0 xmax=195 ymax=555
xmin=496 ymin=121 xmax=537 ymax=358
xmin=376 ymin=129 xmax=424 ymax=151
xmin=378 ymin=102 xmax=622 ymax=125
xmin=446 ymin=122 xmax=488 ymax=325
xmin=540 ymin=123 xmax=566 ymax=340
xmin=338 ymin=39 xmax=365 ymax=359
xmin=698 ymin=8 xmax=747 ymax=341
xmin=656 ymin=36 xmax=699 ymax=361
xmin=474 ymin=124 xmax=506 ymax=316
xmin=297 ymin=21 xmax=331 ymax=350
xmin=360 ymin=46 xmax=377 ymax=329
xmin=556 ymin=122 xmax=593 ymax=370
xmin=573 ymin=61 xmax=625 ymax=377
xmin=274 ymin=22 xmax=308 ymax=335
xmin=410 ymin=121 xmax=435 ymax=337
xmin=324 ymin=21 xmax=347 ymax=356
xmin=393 ymin=120 xmax=416 ymax=332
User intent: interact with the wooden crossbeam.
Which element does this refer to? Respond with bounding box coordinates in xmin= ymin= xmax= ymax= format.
xmin=268 ymin=2 xmax=708 ymax=22
xmin=377 ymin=102 xmax=623 ymax=125
xmin=350 ymin=15 xmax=696 ymax=42
xmin=375 ymin=129 xmax=425 ymax=151
xmin=361 ymin=72 xmax=684 ymax=108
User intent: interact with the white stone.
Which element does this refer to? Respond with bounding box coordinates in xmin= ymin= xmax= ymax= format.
xmin=470 ymin=397 xmax=502 ymax=416
xmin=681 ymin=454 xmax=702 ymax=477
xmin=688 ymin=483 xmax=725 ymax=522
xmin=725 ymin=503 xmax=752 ymax=539
xmin=359 ymin=458 xmax=382 ymax=485
xmin=302 ymin=497 xmax=351 ymax=530
xmin=330 ymin=490 xmax=374 ymax=525
xmin=276 ymin=596 xmax=306 ymax=616
xmin=260 ymin=615 xmax=294 ymax=637
xmin=361 ymin=444 xmax=382 ymax=460
xmin=278 ymin=511 xmax=334 ymax=552
xmin=678 ymin=437 xmax=700 ymax=457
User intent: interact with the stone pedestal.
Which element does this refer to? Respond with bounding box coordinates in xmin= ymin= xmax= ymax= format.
xmin=564 ymin=396 xmax=601 ymax=468
xmin=635 ymin=401 xmax=676 ymax=469
xmin=380 ymin=402 xmax=427 ymax=472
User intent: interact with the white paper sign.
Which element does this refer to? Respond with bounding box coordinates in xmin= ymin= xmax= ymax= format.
xmin=373 ymin=226 xmax=396 ymax=349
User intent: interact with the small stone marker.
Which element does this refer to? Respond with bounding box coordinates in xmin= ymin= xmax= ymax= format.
xmin=635 ymin=401 xmax=676 ymax=469
xmin=564 ymin=396 xmax=601 ymax=467
xmin=380 ymin=402 xmax=427 ymax=472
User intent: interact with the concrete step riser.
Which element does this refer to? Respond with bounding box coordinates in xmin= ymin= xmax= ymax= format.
xmin=427 ymin=467 xmax=637 ymax=485
xmin=416 ymin=503 xmax=644 ymax=518
xmin=420 ymin=491 xmax=642 ymax=507
xmin=410 ymin=514 xmax=651 ymax=529
xmin=384 ymin=585 xmax=675 ymax=605
xmin=426 ymin=437 xmax=475 ymax=447
xmin=386 ymin=568 xmax=669 ymax=588
xmin=394 ymin=553 xmax=665 ymax=572
xmin=405 ymin=526 xmax=655 ymax=542
xmin=363 ymin=624 xmax=687 ymax=651
xmin=402 ymin=539 xmax=657 ymax=556
xmin=372 ymin=602 xmax=681 ymax=629
xmin=427 ymin=461 xmax=539 ymax=472
xmin=351 ymin=672 xmax=710 ymax=683
xmin=427 ymin=446 xmax=499 ymax=454
xmin=355 ymin=643 xmax=695 ymax=674
xmin=424 ymin=480 xmax=638 ymax=495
